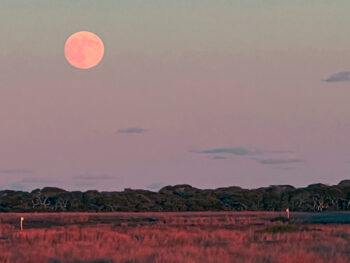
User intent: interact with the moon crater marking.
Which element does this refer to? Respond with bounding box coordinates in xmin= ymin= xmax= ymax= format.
xmin=65 ymin=31 xmax=104 ymax=69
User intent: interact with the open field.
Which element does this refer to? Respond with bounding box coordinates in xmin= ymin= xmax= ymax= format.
xmin=0 ymin=212 xmax=349 ymax=263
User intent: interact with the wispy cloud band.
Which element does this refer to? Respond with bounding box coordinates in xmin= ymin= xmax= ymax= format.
xmin=191 ymin=147 xmax=261 ymax=156
xmin=253 ymin=158 xmax=306 ymax=165
xmin=116 ymin=127 xmax=147 ymax=134
xmin=325 ymin=72 xmax=350 ymax=82
xmin=191 ymin=146 xmax=305 ymax=166
xmin=0 ymin=169 xmax=33 ymax=174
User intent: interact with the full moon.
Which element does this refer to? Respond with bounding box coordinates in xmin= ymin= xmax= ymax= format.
xmin=64 ymin=31 xmax=104 ymax=69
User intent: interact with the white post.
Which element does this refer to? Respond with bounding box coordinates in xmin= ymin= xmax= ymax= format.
xmin=286 ymin=208 xmax=290 ymax=219
xmin=20 ymin=217 xmax=24 ymax=231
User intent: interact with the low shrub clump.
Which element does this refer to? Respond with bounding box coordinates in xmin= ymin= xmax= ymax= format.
xmin=258 ymin=224 xmax=299 ymax=233
xmin=270 ymin=216 xmax=289 ymax=223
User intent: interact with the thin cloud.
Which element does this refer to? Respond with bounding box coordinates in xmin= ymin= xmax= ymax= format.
xmin=19 ymin=177 xmax=57 ymax=184
xmin=254 ymin=158 xmax=305 ymax=165
xmin=267 ymin=150 xmax=295 ymax=154
xmin=74 ymin=174 xmax=117 ymax=181
xmin=191 ymin=146 xmax=302 ymax=166
xmin=324 ymin=72 xmax=350 ymax=82
xmin=0 ymin=169 xmax=33 ymax=174
xmin=9 ymin=183 xmax=26 ymax=191
xmin=209 ymin=155 xmax=230 ymax=160
xmin=72 ymin=181 xmax=96 ymax=188
xmin=192 ymin=147 xmax=261 ymax=156
xmin=146 ymin=183 xmax=165 ymax=191
xmin=0 ymin=177 xmax=57 ymax=191
xmin=273 ymin=166 xmax=300 ymax=171
xmin=116 ymin=127 xmax=146 ymax=134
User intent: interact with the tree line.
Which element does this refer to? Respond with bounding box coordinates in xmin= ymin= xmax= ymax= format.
xmin=0 ymin=180 xmax=349 ymax=212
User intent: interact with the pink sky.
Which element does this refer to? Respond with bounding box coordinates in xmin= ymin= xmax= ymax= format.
xmin=1 ymin=1 xmax=350 ymax=191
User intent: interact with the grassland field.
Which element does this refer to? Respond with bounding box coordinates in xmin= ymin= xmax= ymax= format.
xmin=0 ymin=212 xmax=349 ymax=263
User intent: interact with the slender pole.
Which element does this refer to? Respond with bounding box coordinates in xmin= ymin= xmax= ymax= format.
xmin=20 ymin=217 xmax=24 ymax=231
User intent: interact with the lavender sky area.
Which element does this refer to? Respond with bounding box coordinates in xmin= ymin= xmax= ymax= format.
xmin=1 ymin=1 xmax=350 ymax=191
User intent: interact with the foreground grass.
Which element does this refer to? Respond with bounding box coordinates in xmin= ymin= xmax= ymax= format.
xmin=0 ymin=212 xmax=349 ymax=263
xmin=270 ymin=216 xmax=290 ymax=224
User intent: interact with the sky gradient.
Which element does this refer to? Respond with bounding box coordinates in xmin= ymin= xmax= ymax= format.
xmin=1 ymin=1 xmax=350 ymax=191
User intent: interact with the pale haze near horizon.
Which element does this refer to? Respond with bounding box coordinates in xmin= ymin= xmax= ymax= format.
xmin=1 ymin=1 xmax=350 ymax=191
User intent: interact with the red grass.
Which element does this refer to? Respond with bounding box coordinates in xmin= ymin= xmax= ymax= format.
xmin=0 ymin=212 xmax=349 ymax=263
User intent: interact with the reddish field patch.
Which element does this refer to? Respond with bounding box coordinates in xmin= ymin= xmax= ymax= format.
xmin=0 ymin=212 xmax=349 ymax=263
